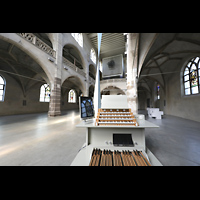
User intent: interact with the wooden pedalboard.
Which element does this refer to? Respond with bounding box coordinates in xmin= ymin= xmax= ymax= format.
xmin=89 ymin=148 xmax=151 ymax=166
xmin=95 ymin=108 xmax=139 ymax=126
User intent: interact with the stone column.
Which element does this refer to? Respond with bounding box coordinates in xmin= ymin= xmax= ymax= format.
xmin=126 ymin=33 xmax=139 ymax=115
xmin=85 ymin=62 xmax=89 ymax=97
xmin=48 ymin=33 xmax=62 ymax=117
xmin=48 ymin=77 xmax=61 ymax=117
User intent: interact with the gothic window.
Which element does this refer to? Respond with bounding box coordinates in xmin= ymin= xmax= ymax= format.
xmin=90 ymin=48 xmax=96 ymax=64
xmin=68 ymin=89 xmax=76 ymax=103
xmin=71 ymin=33 xmax=83 ymax=47
xmin=0 ymin=75 xmax=6 ymax=101
xmin=183 ymin=57 xmax=200 ymax=95
xmin=157 ymin=83 xmax=160 ymax=99
xmin=40 ymin=84 xmax=51 ymax=102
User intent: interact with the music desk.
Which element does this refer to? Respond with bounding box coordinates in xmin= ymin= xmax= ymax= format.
xmin=71 ymin=115 xmax=162 ymax=166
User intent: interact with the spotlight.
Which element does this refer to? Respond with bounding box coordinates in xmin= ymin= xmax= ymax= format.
xmin=48 ymin=57 xmax=55 ymax=62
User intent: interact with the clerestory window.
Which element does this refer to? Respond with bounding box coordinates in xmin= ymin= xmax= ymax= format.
xmin=71 ymin=33 xmax=83 ymax=47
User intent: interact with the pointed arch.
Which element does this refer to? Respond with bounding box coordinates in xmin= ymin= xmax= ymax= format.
xmin=63 ymin=43 xmax=86 ymax=72
xmin=0 ymin=33 xmax=54 ymax=84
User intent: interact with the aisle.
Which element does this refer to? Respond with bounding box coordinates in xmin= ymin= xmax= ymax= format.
xmin=0 ymin=110 xmax=85 ymax=166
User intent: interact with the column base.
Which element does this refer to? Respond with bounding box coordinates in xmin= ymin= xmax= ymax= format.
xmin=48 ymin=110 xmax=61 ymax=117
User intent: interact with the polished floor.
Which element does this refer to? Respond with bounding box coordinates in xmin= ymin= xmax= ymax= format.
xmin=0 ymin=110 xmax=200 ymax=166
xmin=146 ymin=115 xmax=200 ymax=166
xmin=0 ymin=110 xmax=86 ymax=166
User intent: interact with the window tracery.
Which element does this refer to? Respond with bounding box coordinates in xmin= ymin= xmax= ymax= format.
xmin=40 ymin=84 xmax=51 ymax=102
xmin=183 ymin=57 xmax=200 ymax=95
xmin=68 ymin=89 xmax=76 ymax=103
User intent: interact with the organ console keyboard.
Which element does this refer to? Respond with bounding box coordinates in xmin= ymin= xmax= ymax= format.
xmin=89 ymin=148 xmax=151 ymax=166
xmin=95 ymin=108 xmax=139 ymax=126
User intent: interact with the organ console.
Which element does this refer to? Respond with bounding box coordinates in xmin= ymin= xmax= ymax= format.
xmin=95 ymin=108 xmax=139 ymax=126
xmin=71 ymin=95 xmax=162 ymax=166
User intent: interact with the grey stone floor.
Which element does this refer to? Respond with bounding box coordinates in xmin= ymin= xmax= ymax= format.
xmin=0 ymin=110 xmax=86 ymax=166
xmin=145 ymin=115 xmax=200 ymax=166
xmin=0 ymin=110 xmax=200 ymax=166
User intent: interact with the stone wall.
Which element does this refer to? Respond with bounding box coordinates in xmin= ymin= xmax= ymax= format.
xmin=165 ymin=71 xmax=200 ymax=122
xmin=0 ymin=72 xmax=79 ymax=116
xmin=0 ymin=73 xmax=49 ymax=115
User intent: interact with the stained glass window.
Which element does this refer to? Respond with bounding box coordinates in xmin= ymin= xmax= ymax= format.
xmin=0 ymin=75 xmax=6 ymax=101
xmin=157 ymin=83 xmax=160 ymax=99
xmin=183 ymin=57 xmax=200 ymax=95
xmin=90 ymin=48 xmax=96 ymax=64
xmin=71 ymin=33 xmax=83 ymax=47
xmin=80 ymin=96 xmax=94 ymax=119
xmin=68 ymin=89 xmax=76 ymax=103
xmin=40 ymin=84 xmax=51 ymax=102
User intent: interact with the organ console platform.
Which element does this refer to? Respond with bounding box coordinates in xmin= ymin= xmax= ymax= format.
xmin=71 ymin=95 xmax=162 ymax=166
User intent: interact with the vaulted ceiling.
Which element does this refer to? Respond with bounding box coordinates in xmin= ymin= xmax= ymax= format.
xmin=1 ymin=33 xmax=200 ymax=98
xmin=138 ymin=33 xmax=200 ymax=94
xmin=86 ymin=33 xmax=200 ymax=94
xmin=0 ymin=38 xmax=48 ymax=97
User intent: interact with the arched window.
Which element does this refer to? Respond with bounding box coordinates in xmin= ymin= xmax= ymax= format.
xmin=71 ymin=33 xmax=83 ymax=47
xmin=0 ymin=75 xmax=6 ymax=101
xmin=68 ymin=89 xmax=76 ymax=103
xmin=183 ymin=57 xmax=200 ymax=95
xmin=40 ymin=84 xmax=51 ymax=102
xmin=90 ymin=48 xmax=96 ymax=64
xmin=157 ymin=83 xmax=160 ymax=99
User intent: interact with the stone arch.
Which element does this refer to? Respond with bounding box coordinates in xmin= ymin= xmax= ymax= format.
xmin=0 ymin=33 xmax=54 ymax=84
xmin=62 ymin=43 xmax=87 ymax=73
xmin=61 ymin=75 xmax=86 ymax=97
xmin=101 ymin=86 xmax=126 ymax=96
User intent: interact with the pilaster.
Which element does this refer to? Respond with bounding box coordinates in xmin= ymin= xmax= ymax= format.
xmin=48 ymin=77 xmax=61 ymax=116
xmin=85 ymin=61 xmax=89 ymax=97
xmin=127 ymin=33 xmax=139 ymax=115
xmin=48 ymin=33 xmax=63 ymax=117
